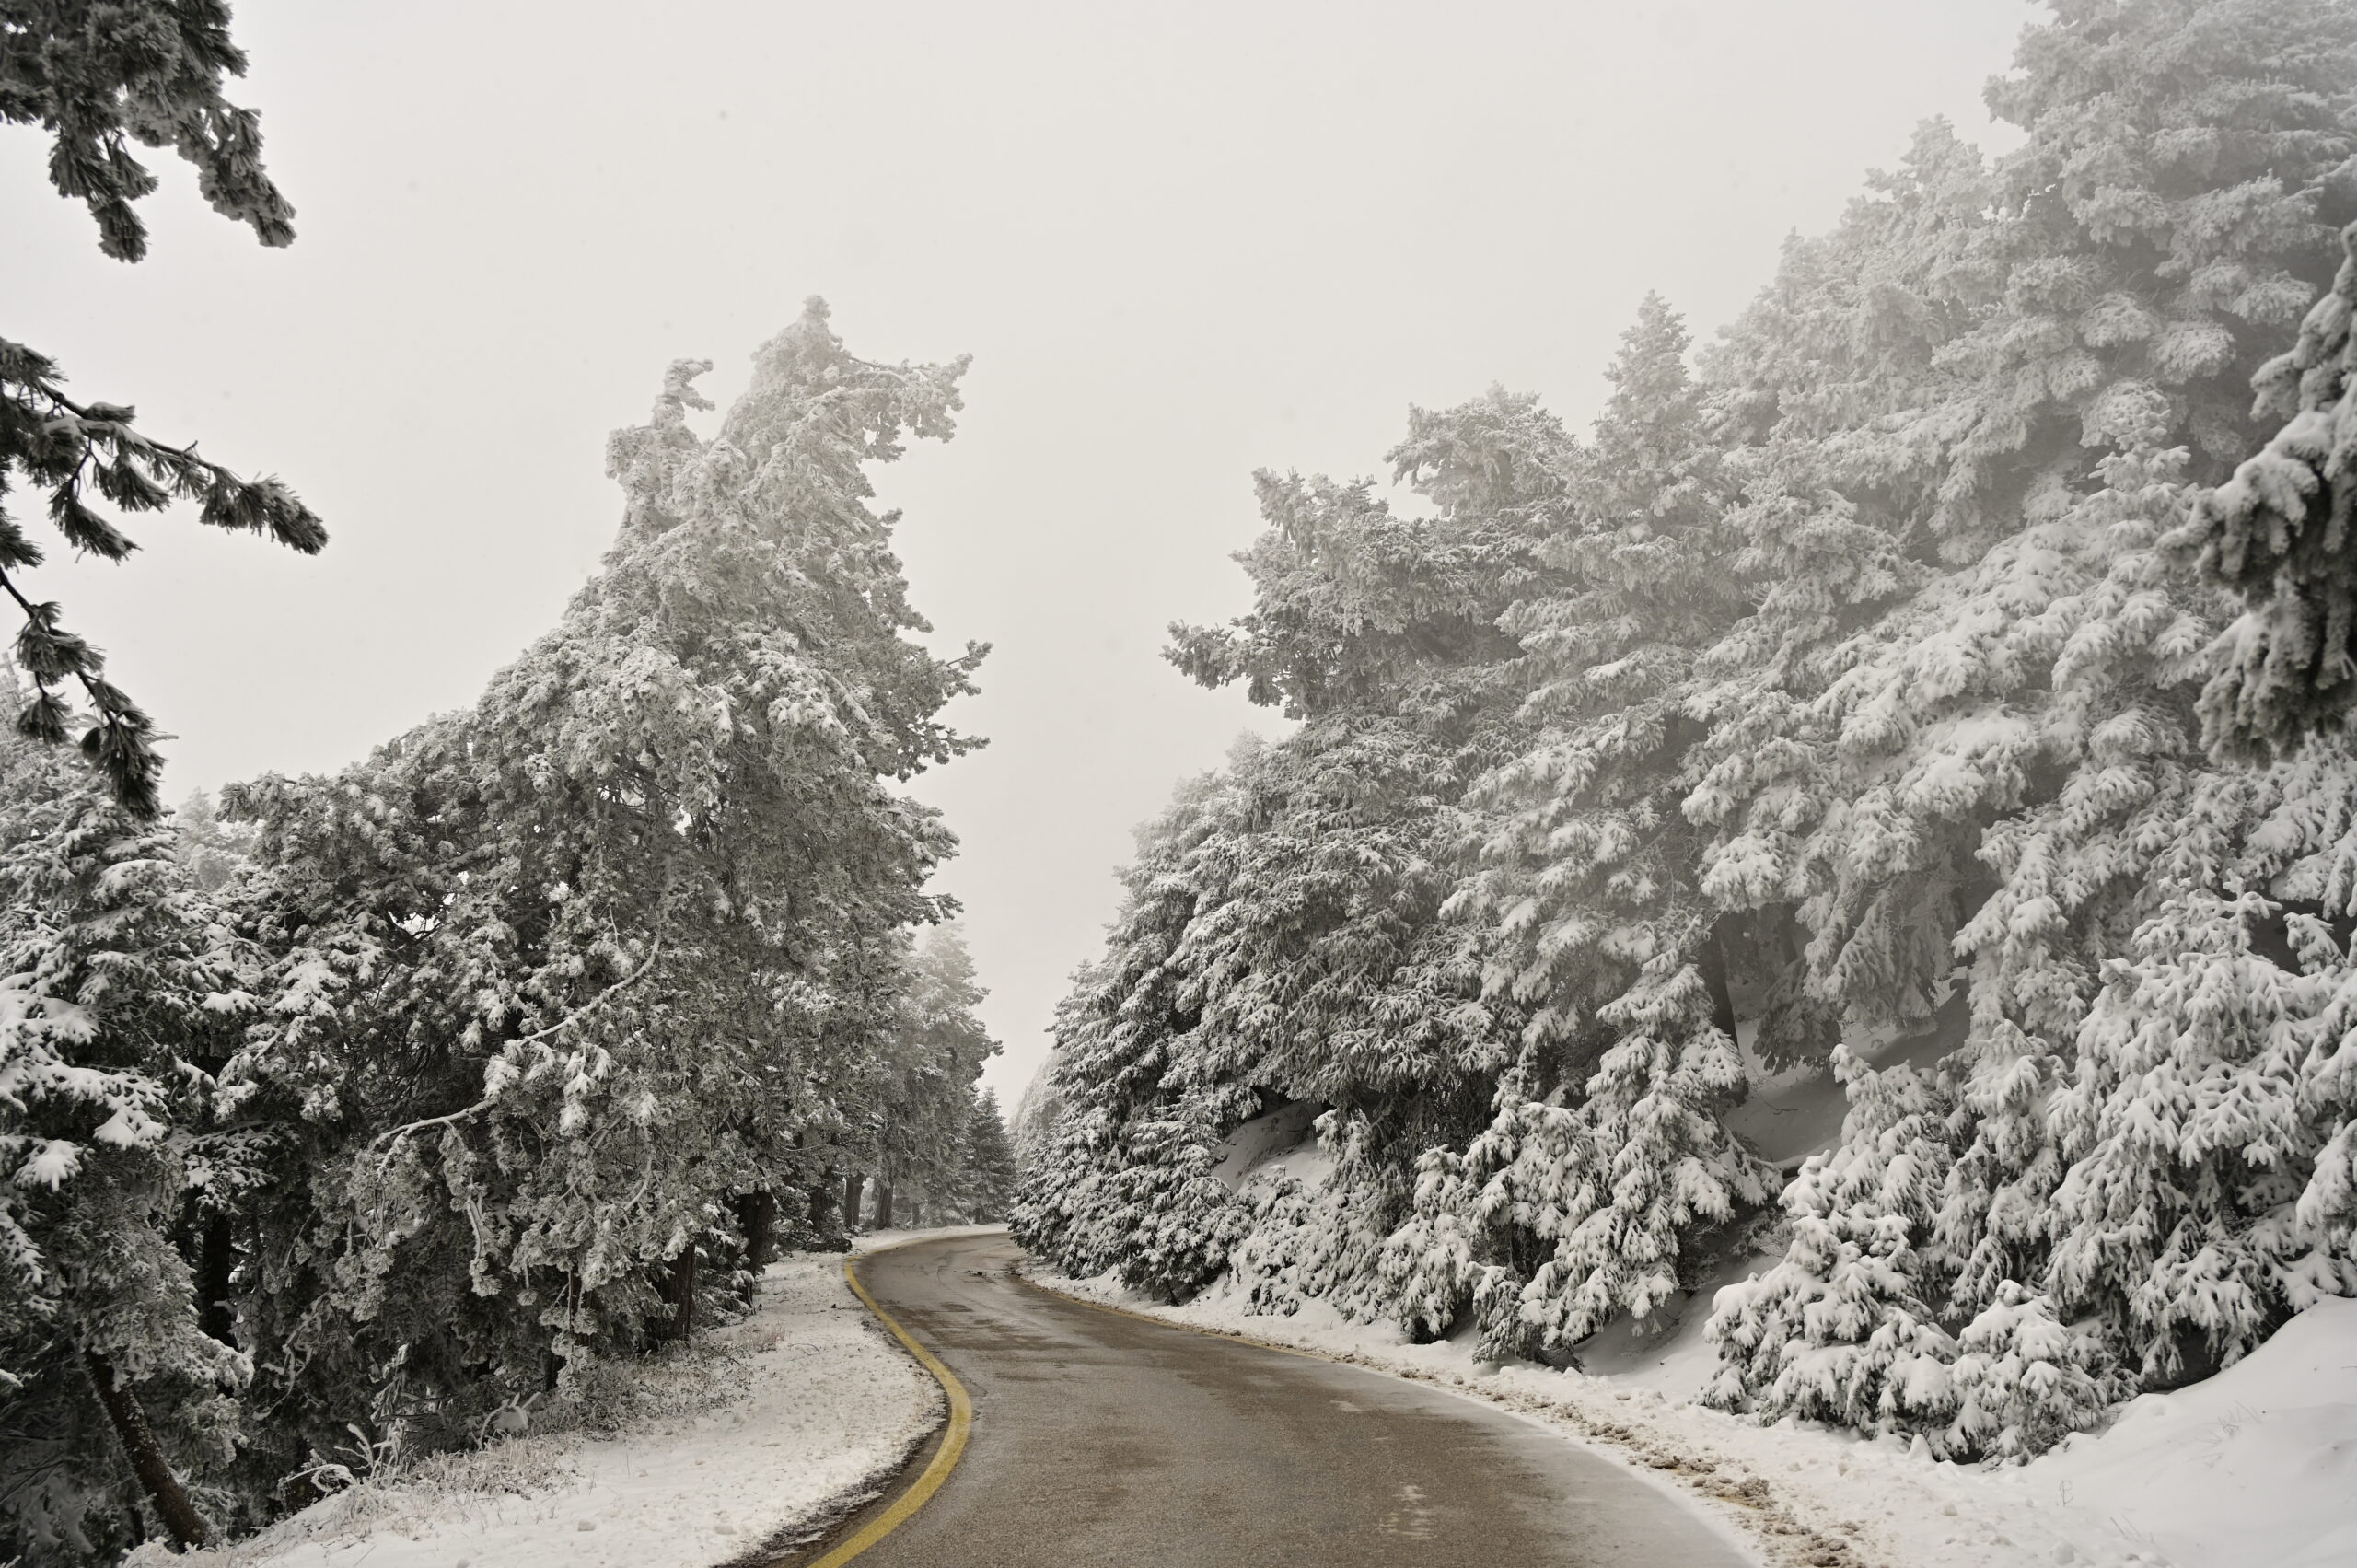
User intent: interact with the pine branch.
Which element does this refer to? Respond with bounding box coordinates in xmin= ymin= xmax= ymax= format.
xmin=0 ymin=560 xmax=160 ymax=816
xmin=1 ymin=337 xmax=326 ymax=815
xmin=364 ymin=940 xmax=665 ymax=1156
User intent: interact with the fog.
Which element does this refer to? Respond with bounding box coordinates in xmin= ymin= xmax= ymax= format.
xmin=2 ymin=0 xmax=2033 ymax=1103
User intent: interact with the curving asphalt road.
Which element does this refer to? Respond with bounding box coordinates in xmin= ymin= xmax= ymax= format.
xmin=787 ymin=1231 xmax=1750 ymax=1567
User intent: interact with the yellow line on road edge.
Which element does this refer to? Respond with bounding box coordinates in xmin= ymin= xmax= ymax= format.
xmin=804 ymin=1255 xmax=972 ymax=1568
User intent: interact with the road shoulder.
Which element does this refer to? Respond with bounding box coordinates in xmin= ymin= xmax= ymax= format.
xmin=1024 ymin=1262 xmax=2093 ymax=1568
xmin=137 ymin=1252 xmax=941 ymax=1568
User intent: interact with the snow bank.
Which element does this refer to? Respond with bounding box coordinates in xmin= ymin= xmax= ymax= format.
xmin=1212 ymin=1098 xmax=1326 ymax=1187
xmin=853 ymin=1220 xmax=1006 ymax=1254
xmin=145 ymin=1250 xmax=940 ymax=1568
xmin=2033 ymin=1295 xmax=2357 ymax=1568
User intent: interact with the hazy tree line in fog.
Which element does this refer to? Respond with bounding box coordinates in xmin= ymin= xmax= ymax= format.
xmin=1017 ymin=0 xmax=2357 ymax=1464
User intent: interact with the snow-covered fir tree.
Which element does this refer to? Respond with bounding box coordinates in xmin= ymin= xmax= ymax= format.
xmin=842 ymin=925 xmax=998 ymax=1229
xmin=958 ymin=1089 xmax=1020 ymax=1223
xmin=0 ymin=721 xmax=250 ymax=1562
xmin=213 ymin=301 xmax=983 ymax=1481
xmin=1445 ymin=298 xmax=1773 ymax=1361
xmin=2187 ymin=221 xmax=2357 ymax=761
xmin=1024 ymin=0 xmax=2357 ymax=1462
xmin=1705 ymin=1045 xmax=1975 ymax=1450
xmin=1701 ymin=0 xmax=2357 ymax=1446
xmin=1021 ymin=386 xmax=1562 ymax=1307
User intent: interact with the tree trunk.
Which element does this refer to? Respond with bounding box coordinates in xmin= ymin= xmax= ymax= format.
xmin=843 ymin=1172 xmax=866 ymax=1234
xmin=734 ymin=1190 xmax=777 ymax=1305
xmin=876 ymin=1179 xmax=895 ymax=1230
xmin=668 ymin=1243 xmax=696 ymax=1342
xmin=1697 ymin=923 xmax=1740 ymax=1047
xmin=737 ymin=1190 xmax=777 ymax=1271
xmin=84 ymin=1349 xmax=208 ymax=1551
xmin=196 ymin=1214 xmax=236 ymax=1346
xmin=807 ymin=1168 xmax=841 ymax=1235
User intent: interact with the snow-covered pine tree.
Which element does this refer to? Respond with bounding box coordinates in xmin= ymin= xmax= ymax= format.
xmin=862 ymin=925 xmax=997 ymax=1226
xmin=1 ymin=0 xmax=296 ymax=261
xmin=217 ymin=301 xmax=981 ymax=1469
xmin=1450 ymin=299 xmax=1772 ymax=1361
xmin=1701 ymin=0 xmax=2357 ymax=1449
xmin=1684 ymin=121 xmax=2001 ymax=1051
xmin=959 ymin=1089 xmax=1019 ymax=1223
xmin=0 ymin=720 xmax=249 ymax=1562
xmin=1024 ymin=391 xmax=1559 ymax=1307
xmin=2186 ymin=221 xmax=2357 ymax=762
xmin=2036 ymin=738 xmax=2357 ymax=1388
xmin=1012 ymin=766 xmax=1256 ymax=1300
xmin=1705 ymin=1045 xmax=1970 ymax=1450
xmin=1926 ymin=6 xmax=2354 ymax=1347
xmin=1028 ymin=0 xmax=2357 ymax=1450
xmin=169 ymin=789 xmax=256 ymax=896
xmin=1009 ymin=1063 xmax=1069 ymax=1169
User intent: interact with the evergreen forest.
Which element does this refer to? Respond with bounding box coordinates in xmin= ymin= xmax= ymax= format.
xmin=2 ymin=51 xmax=1015 ymax=1544
xmin=1016 ymin=0 xmax=2357 ymax=1466
xmin=15 ymin=1 xmax=2357 ymax=1562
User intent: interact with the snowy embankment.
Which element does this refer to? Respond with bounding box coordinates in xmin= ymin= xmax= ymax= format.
xmin=2036 ymin=1298 xmax=2357 ymax=1568
xmin=142 ymin=1246 xmax=951 ymax=1568
xmin=1033 ymin=1089 xmax=2357 ymax=1568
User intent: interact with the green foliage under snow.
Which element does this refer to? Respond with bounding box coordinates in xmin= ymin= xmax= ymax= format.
xmin=0 ymin=305 xmax=1005 ymax=1564
xmin=1016 ymin=0 xmax=2357 ymax=1465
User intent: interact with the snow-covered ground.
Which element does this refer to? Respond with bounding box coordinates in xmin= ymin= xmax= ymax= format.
xmin=855 ymin=1221 xmax=1004 ymax=1255
xmin=2037 ymin=1297 xmax=2357 ymax=1568
xmin=143 ymin=1245 xmax=950 ymax=1568
xmin=132 ymin=1210 xmax=2353 ymax=1568
xmin=1029 ymin=1259 xmax=2357 ymax=1568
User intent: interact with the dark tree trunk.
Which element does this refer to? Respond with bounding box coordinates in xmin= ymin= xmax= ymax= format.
xmin=843 ymin=1172 xmax=866 ymax=1233
xmin=737 ymin=1190 xmax=777 ymax=1270
xmin=734 ymin=1190 xmax=777 ymax=1305
xmin=1697 ymin=923 xmax=1740 ymax=1047
xmin=807 ymin=1168 xmax=841 ymax=1235
xmin=84 ymin=1350 xmax=208 ymax=1551
xmin=876 ymin=1179 xmax=895 ymax=1230
xmin=196 ymin=1214 xmax=236 ymax=1346
xmin=668 ymin=1243 xmax=696 ymax=1342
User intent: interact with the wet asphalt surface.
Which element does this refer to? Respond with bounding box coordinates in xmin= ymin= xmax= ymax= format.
xmin=807 ymin=1231 xmax=1750 ymax=1567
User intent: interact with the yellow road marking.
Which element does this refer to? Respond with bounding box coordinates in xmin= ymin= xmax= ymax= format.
xmin=802 ymin=1253 xmax=973 ymax=1568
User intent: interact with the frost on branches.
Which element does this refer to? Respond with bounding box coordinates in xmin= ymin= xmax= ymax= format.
xmin=1019 ymin=0 xmax=2357 ymax=1466
xmin=0 ymin=304 xmax=1003 ymax=1565
xmin=2 ymin=0 xmax=323 ymax=819
xmin=2189 ymin=222 xmax=2357 ymax=762
xmin=0 ymin=717 xmax=251 ymax=1559
xmin=211 ymin=300 xmax=991 ymax=1487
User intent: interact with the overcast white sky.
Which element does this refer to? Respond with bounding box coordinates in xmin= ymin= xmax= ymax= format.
xmin=2 ymin=0 xmax=2036 ymax=1105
